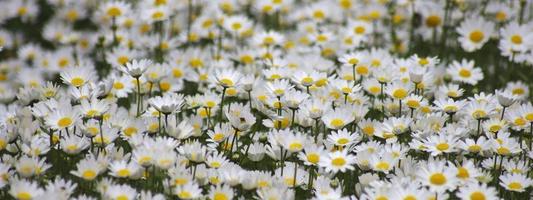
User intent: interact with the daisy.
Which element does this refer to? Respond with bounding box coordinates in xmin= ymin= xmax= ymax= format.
xmin=386 ymin=81 xmax=410 ymax=100
xmin=208 ymin=184 xmax=234 ymax=200
xmin=496 ymin=89 xmax=518 ymax=108
xmin=253 ymin=31 xmax=285 ymax=47
xmin=79 ymin=97 xmax=111 ymax=118
xmin=434 ymin=98 xmax=466 ymax=114
xmin=437 ymin=84 xmax=464 ymax=99
xmin=119 ymin=59 xmax=152 ymax=78
xmin=108 ymin=160 xmax=141 ymax=179
xmin=9 ymin=179 xmax=44 ymax=200
xmin=223 ymin=15 xmax=252 ymax=35
xmin=148 ymin=93 xmax=185 ymax=115
xmin=265 ymin=79 xmax=294 ymax=97
xmin=456 ymin=17 xmax=494 ymax=52
xmin=100 ymin=1 xmax=130 ymax=18
xmin=453 ymin=160 xmax=482 ymax=182
xmin=327 ymin=128 xmax=359 ymax=147
xmin=423 ymin=134 xmax=459 ymax=156
xmin=447 ymin=59 xmax=484 ymax=85
xmin=279 ymin=131 xmax=310 ymax=153
xmin=457 ymin=136 xmax=491 ymax=155
xmin=175 ymin=182 xmax=203 ymax=199
xmin=418 ymin=160 xmax=458 ymax=192
xmin=499 ymin=173 xmax=533 ymax=192
xmin=60 ymin=66 xmax=97 ymax=88
xmin=298 ymin=144 xmax=325 ymax=166
xmin=60 ymin=135 xmax=90 ymax=155
xmin=319 ymin=149 xmax=355 ymax=173
xmin=105 ymin=184 xmax=138 ymax=200
xmin=45 ymin=107 xmax=81 ymax=130
xmin=71 ymin=156 xmax=104 ymax=181
xmin=321 ymin=108 xmax=355 ymax=130
xmin=212 ymin=69 xmax=242 ymax=88
xmin=369 ymin=153 xmax=397 ymax=174
xmin=142 ymin=6 xmax=170 ymax=23
xmin=347 ymin=20 xmax=372 ymax=37
xmin=463 ymin=101 xmax=497 ymax=120
xmin=457 ymin=183 xmax=498 ymax=200
xmin=499 ymin=22 xmax=533 ymax=56
xmin=505 ymin=81 xmax=529 ymax=101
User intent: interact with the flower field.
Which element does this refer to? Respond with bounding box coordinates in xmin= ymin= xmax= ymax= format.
xmin=1 ymin=0 xmax=533 ymax=199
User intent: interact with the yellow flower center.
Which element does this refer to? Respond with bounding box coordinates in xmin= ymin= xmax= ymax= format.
xmin=112 ymin=81 xmax=124 ymax=90
xmin=508 ymin=182 xmax=523 ymax=190
xmin=403 ymin=195 xmax=417 ymax=200
xmin=18 ymin=7 xmax=28 ymax=16
xmin=58 ymin=58 xmax=69 ymax=68
xmin=214 ymin=193 xmax=229 ymax=200
xmin=178 ymin=191 xmax=192 ymax=199
xmin=331 ymin=157 xmax=346 ymax=167
xmin=189 ymin=58 xmax=203 ymax=68
xmin=354 ymin=26 xmax=365 ymax=34
xmin=468 ymin=145 xmax=481 ymax=152
xmin=511 ymin=35 xmax=522 ymax=44
xmin=316 ymin=34 xmax=328 ymax=42
xmin=151 ymin=11 xmax=164 ymax=20
xmin=457 ymin=167 xmax=469 ymax=179
xmin=375 ymin=196 xmax=388 ymax=200
xmin=123 ymin=127 xmax=138 ymax=136
xmin=289 ymin=142 xmax=303 ymax=151
xmin=447 ymin=91 xmax=459 ymax=98
xmin=82 ymin=170 xmax=97 ymax=180
xmin=470 ymin=191 xmax=486 ymax=200
xmin=240 ymin=55 xmax=254 ymax=64
xmin=66 ymin=10 xmax=78 ymax=21
xmin=469 ymin=30 xmax=484 ymax=43
xmin=375 ymin=162 xmax=390 ymax=171
xmin=210 ymin=161 xmax=221 ymax=168
xmin=219 ymin=78 xmax=234 ymax=87
xmin=406 ymin=100 xmax=420 ymax=108
xmin=307 ymin=153 xmax=319 ymax=164
xmin=348 ymin=58 xmax=359 ymax=65
xmin=356 ymin=66 xmax=369 ymax=75
xmin=330 ymin=119 xmax=345 ymax=129
xmin=419 ymin=58 xmax=429 ymax=66
xmin=496 ymin=11 xmax=507 ymax=21
xmin=17 ymin=192 xmax=32 ymax=200
xmin=231 ymin=22 xmax=242 ymax=30
xmin=429 ymin=173 xmax=447 ymax=185
xmin=116 ymin=195 xmax=129 ymax=200
xmin=301 ymin=77 xmax=314 ymax=85
xmin=472 ymin=110 xmax=487 ymax=119
xmin=436 ymin=143 xmax=449 ymax=151
xmin=57 ymin=117 xmax=73 ymax=128
xmin=512 ymin=88 xmax=524 ymax=95
xmin=392 ymin=88 xmax=408 ymax=99
xmin=174 ymin=178 xmax=188 ymax=185
xmin=71 ymin=77 xmax=85 ymax=87
xmin=362 ymin=126 xmax=374 ymax=136
xmin=116 ymin=56 xmax=129 ymax=65
xmin=213 ymin=133 xmax=225 ymax=142
xmin=339 ymin=0 xmax=352 ymax=9
xmin=337 ymin=138 xmax=350 ymax=145
xmin=426 ymin=15 xmax=441 ymax=27
xmin=459 ymin=68 xmax=471 ymax=78
xmin=117 ymin=169 xmax=131 ymax=177
xmin=107 ymin=7 xmax=122 ymax=17
xmin=489 ymin=125 xmax=501 ymax=133
xmin=313 ymin=10 xmax=325 ymax=19
xmin=497 ymin=147 xmax=510 ymax=155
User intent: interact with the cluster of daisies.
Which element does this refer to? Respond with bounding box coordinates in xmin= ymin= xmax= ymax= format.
xmin=1 ymin=0 xmax=533 ymax=199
